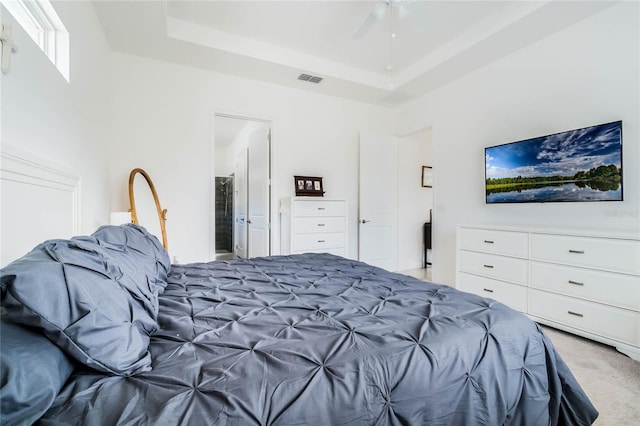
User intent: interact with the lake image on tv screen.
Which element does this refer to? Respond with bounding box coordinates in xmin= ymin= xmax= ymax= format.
xmin=485 ymin=121 xmax=622 ymax=203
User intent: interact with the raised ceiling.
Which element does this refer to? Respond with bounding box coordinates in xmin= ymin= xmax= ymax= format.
xmin=92 ymin=1 xmax=615 ymax=106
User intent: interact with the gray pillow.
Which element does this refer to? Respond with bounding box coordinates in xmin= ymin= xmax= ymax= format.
xmin=91 ymin=224 xmax=171 ymax=314
xmin=0 ymin=224 xmax=169 ymax=376
xmin=0 ymin=319 xmax=75 ymax=425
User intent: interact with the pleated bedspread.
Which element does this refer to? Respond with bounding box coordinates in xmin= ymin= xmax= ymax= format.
xmin=41 ymin=253 xmax=597 ymax=425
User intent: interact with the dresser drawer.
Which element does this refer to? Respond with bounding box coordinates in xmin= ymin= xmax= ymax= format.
xmin=294 ymin=217 xmax=345 ymax=234
xmin=293 ymin=232 xmax=345 ymax=251
xmin=458 ymin=251 xmax=528 ymax=285
xmin=293 ymin=247 xmax=346 ymax=257
xmin=294 ymin=200 xmax=346 ymax=217
xmin=530 ymin=262 xmax=640 ymax=312
xmin=459 ymin=228 xmax=528 ymax=258
xmin=529 ymin=289 xmax=640 ymax=346
xmin=530 ymin=233 xmax=640 ymax=275
xmin=457 ymin=273 xmax=527 ymax=312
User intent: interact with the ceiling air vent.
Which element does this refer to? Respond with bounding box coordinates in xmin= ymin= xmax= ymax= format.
xmin=298 ymin=73 xmax=323 ymax=84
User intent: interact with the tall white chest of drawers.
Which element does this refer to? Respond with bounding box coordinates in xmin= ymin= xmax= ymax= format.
xmin=280 ymin=198 xmax=347 ymax=257
xmin=457 ymin=225 xmax=640 ymax=361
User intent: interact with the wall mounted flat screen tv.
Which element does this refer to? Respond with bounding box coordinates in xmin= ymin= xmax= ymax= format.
xmin=485 ymin=121 xmax=623 ymax=204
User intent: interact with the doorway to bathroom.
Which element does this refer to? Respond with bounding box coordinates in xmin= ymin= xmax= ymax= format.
xmin=213 ymin=114 xmax=271 ymax=261
xmin=214 ymin=176 xmax=234 ymax=257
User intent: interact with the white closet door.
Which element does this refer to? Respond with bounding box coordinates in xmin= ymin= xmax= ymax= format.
xmin=247 ymin=125 xmax=270 ymax=258
xmin=234 ymin=148 xmax=248 ymax=258
xmin=358 ymin=132 xmax=398 ymax=271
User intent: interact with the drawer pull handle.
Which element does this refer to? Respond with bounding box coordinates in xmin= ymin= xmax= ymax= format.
xmin=567 ymin=311 xmax=583 ymax=318
xmin=483 ymin=264 xmax=494 ymax=269
xmin=317 ymin=224 xmax=325 ymax=227
xmin=318 ymin=240 xmax=325 ymax=243
xmin=568 ymin=249 xmax=585 ymax=254
xmin=568 ymin=280 xmax=584 ymax=286
xmin=483 ymin=288 xmax=494 ymax=293
xmin=318 ymin=207 xmax=326 ymax=210
xmin=484 ymin=240 xmax=494 ymax=244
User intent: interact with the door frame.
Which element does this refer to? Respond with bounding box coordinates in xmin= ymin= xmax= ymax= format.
xmin=396 ymin=124 xmax=435 ymax=274
xmin=358 ymin=127 xmax=434 ymax=272
xmin=397 ymin=126 xmax=434 ymax=271
xmin=211 ymin=111 xmax=274 ymax=260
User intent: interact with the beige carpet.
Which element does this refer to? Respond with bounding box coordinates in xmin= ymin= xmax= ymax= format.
xmin=541 ymin=325 xmax=640 ymax=426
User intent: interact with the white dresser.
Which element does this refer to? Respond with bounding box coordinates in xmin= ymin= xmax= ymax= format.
xmin=280 ymin=197 xmax=347 ymax=257
xmin=457 ymin=225 xmax=640 ymax=361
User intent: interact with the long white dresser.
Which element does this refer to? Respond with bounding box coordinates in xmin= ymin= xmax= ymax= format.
xmin=457 ymin=225 xmax=640 ymax=361
xmin=280 ymin=197 xmax=347 ymax=257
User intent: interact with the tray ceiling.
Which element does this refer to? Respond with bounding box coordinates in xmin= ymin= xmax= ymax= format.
xmin=92 ymin=1 xmax=616 ymax=106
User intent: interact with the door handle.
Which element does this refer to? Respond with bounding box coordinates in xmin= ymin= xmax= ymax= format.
xmin=361 ymin=219 xmax=370 ymax=224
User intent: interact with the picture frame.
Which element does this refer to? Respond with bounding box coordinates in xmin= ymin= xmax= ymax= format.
xmin=294 ymin=175 xmax=324 ymax=197
xmin=422 ymin=166 xmax=433 ymax=188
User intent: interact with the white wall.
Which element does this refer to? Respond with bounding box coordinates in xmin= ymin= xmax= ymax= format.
xmin=214 ymin=139 xmax=236 ymax=178
xmin=6 ymin=2 xmax=632 ymax=276
xmin=1 ymin=2 xmax=111 ymax=237
xmin=217 ymin=119 xmax=263 ymax=178
xmin=398 ymin=128 xmax=433 ymax=270
xmin=397 ymin=2 xmax=640 ymax=285
xmin=107 ymin=53 xmax=397 ymax=263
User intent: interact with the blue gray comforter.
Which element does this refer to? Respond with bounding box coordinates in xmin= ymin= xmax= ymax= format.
xmin=39 ymin=253 xmax=597 ymax=425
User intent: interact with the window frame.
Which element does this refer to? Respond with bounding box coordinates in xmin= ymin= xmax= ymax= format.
xmin=1 ymin=0 xmax=69 ymax=81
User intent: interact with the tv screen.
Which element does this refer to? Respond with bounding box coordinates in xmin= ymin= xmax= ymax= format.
xmin=485 ymin=121 xmax=623 ymax=204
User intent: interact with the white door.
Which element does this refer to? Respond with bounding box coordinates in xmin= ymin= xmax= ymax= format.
xmin=247 ymin=125 xmax=270 ymax=258
xmin=234 ymin=148 xmax=248 ymax=258
xmin=359 ymin=132 xmax=398 ymax=271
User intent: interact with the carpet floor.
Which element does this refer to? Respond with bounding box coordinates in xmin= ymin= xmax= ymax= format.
xmin=542 ymin=325 xmax=640 ymax=426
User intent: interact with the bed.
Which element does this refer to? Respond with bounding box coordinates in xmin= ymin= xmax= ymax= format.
xmin=1 ymin=224 xmax=598 ymax=425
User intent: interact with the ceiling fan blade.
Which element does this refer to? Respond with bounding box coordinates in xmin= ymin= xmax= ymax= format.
xmin=404 ymin=1 xmax=429 ymax=31
xmin=352 ymin=2 xmax=389 ymax=40
xmin=396 ymin=2 xmax=409 ymax=20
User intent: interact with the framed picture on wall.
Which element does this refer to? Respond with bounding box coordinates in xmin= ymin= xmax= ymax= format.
xmin=294 ymin=175 xmax=324 ymax=196
xmin=422 ymin=166 xmax=433 ymax=188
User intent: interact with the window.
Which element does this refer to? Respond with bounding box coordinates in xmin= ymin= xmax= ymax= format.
xmin=1 ymin=0 xmax=69 ymax=81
